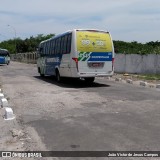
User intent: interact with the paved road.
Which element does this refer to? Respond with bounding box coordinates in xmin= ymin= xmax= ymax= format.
xmin=0 ymin=62 xmax=160 ymax=160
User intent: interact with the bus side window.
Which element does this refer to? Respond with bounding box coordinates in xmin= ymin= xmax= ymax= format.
xmin=66 ymin=34 xmax=71 ymax=53
xmin=58 ymin=37 xmax=62 ymax=54
xmin=48 ymin=41 xmax=51 ymax=55
xmin=43 ymin=43 xmax=46 ymax=55
xmin=39 ymin=47 xmax=43 ymax=54
xmin=61 ymin=36 xmax=65 ymax=54
xmin=7 ymin=52 xmax=10 ymax=57
xmin=52 ymin=40 xmax=55 ymax=54
xmin=39 ymin=43 xmax=43 ymax=54
xmin=46 ymin=42 xmax=49 ymax=55
xmin=54 ymin=39 xmax=58 ymax=54
xmin=64 ymin=35 xmax=68 ymax=54
xmin=60 ymin=36 xmax=63 ymax=54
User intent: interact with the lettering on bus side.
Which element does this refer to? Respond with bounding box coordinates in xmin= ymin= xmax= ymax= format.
xmin=46 ymin=57 xmax=60 ymax=63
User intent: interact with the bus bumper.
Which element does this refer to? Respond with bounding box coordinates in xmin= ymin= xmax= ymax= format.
xmin=77 ymin=71 xmax=114 ymax=77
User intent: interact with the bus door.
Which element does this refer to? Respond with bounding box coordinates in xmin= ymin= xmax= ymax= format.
xmin=59 ymin=34 xmax=72 ymax=77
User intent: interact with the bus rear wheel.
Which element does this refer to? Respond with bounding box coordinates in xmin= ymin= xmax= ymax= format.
xmin=55 ymin=70 xmax=61 ymax=82
xmin=40 ymin=73 xmax=44 ymax=77
xmin=84 ymin=77 xmax=95 ymax=83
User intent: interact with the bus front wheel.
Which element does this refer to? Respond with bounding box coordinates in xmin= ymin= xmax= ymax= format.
xmin=39 ymin=68 xmax=44 ymax=77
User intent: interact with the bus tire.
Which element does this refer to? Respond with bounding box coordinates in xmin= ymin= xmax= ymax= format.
xmin=55 ymin=70 xmax=61 ymax=82
xmin=40 ymin=73 xmax=44 ymax=77
xmin=39 ymin=68 xmax=44 ymax=77
xmin=84 ymin=77 xmax=95 ymax=83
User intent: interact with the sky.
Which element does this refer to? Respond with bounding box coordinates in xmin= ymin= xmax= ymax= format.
xmin=0 ymin=0 xmax=160 ymax=43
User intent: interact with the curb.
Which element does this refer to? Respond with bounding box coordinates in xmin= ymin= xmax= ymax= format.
xmin=1 ymin=98 xmax=9 ymax=108
xmin=140 ymin=81 xmax=148 ymax=87
xmin=156 ymin=84 xmax=160 ymax=88
xmin=126 ymin=79 xmax=133 ymax=84
xmin=0 ymin=88 xmax=15 ymax=120
xmin=115 ymin=78 xmax=122 ymax=82
xmin=112 ymin=78 xmax=160 ymax=89
xmin=0 ymin=93 xmax=4 ymax=99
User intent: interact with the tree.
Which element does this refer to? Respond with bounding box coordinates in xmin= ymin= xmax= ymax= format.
xmin=0 ymin=34 xmax=55 ymax=54
xmin=113 ymin=40 xmax=160 ymax=54
xmin=0 ymin=34 xmax=159 ymax=54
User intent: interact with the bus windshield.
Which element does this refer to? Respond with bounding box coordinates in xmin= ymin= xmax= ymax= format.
xmin=0 ymin=50 xmax=10 ymax=57
xmin=0 ymin=53 xmax=7 ymax=57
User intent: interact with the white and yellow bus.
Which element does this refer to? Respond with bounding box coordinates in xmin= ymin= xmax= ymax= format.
xmin=37 ymin=29 xmax=114 ymax=82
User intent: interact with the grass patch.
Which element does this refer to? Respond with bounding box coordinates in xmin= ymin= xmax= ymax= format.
xmin=137 ymin=74 xmax=160 ymax=80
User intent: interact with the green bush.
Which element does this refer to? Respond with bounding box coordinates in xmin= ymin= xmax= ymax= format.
xmin=0 ymin=34 xmax=160 ymax=54
xmin=114 ymin=40 xmax=160 ymax=54
xmin=0 ymin=34 xmax=54 ymax=54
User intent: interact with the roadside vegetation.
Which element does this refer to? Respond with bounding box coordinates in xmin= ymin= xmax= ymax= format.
xmin=116 ymin=73 xmax=160 ymax=82
xmin=114 ymin=40 xmax=160 ymax=54
xmin=0 ymin=34 xmax=160 ymax=54
xmin=136 ymin=74 xmax=160 ymax=81
xmin=0 ymin=34 xmax=54 ymax=54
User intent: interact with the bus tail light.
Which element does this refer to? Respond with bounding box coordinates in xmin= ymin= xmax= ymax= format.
xmin=72 ymin=58 xmax=79 ymax=72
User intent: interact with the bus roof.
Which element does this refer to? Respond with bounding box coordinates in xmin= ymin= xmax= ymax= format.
xmin=39 ymin=29 xmax=109 ymax=44
xmin=0 ymin=48 xmax=8 ymax=52
xmin=75 ymin=29 xmax=109 ymax=33
xmin=39 ymin=31 xmax=72 ymax=44
xmin=50 ymin=30 xmax=72 ymax=40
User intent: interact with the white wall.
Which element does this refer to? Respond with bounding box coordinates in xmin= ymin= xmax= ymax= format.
xmin=115 ymin=54 xmax=160 ymax=74
xmin=10 ymin=52 xmax=37 ymax=64
xmin=11 ymin=52 xmax=160 ymax=74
